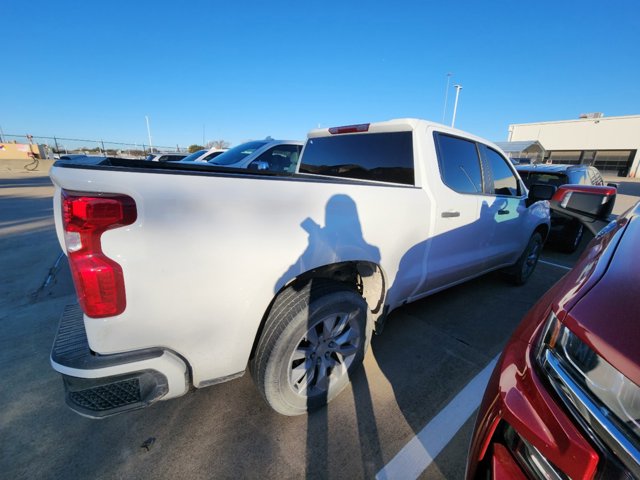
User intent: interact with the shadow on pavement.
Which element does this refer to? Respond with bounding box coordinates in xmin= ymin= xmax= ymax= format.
xmin=609 ymin=180 xmax=640 ymax=196
xmin=0 ymin=176 xmax=53 ymax=188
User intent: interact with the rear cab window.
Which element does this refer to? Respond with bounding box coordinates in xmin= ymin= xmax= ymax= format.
xmin=299 ymin=132 xmax=414 ymax=185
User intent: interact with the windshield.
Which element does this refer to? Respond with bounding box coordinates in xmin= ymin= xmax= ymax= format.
xmin=202 ymin=150 xmax=225 ymax=161
xmin=209 ymin=141 xmax=268 ymax=166
xmin=180 ymin=150 xmax=207 ymax=162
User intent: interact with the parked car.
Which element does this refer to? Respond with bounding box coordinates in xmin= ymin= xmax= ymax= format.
xmin=58 ymin=154 xmax=111 ymax=162
xmin=178 ymin=149 xmax=207 ymax=162
xmin=516 ymin=164 xmax=608 ymax=252
xmin=58 ymin=154 xmax=89 ymax=161
xmin=179 ymin=147 xmax=227 ymax=163
xmin=205 ymin=139 xmax=304 ymax=172
xmin=466 ymin=185 xmax=640 ymax=480
xmin=146 ymin=152 xmax=189 ymax=162
xmin=48 ymin=119 xmax=551 ymax=418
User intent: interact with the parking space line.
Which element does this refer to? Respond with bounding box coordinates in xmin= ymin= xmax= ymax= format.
xmin=376 ymin=355 xmax=499 ymax=480
xmin=538 ymin=259 xmax=572 ymax=271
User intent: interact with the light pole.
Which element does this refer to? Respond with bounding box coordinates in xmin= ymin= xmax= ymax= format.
xmin=451 ymin=84 xmax=463 ymax=128
xmin=145 ymin=115 xmax=153 ymax=153
xmin=442 ymin=73 xmax=452 ymax=123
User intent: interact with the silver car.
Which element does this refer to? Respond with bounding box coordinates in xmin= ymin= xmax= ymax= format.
xmin=207 ymin=139 xmax=304 ymax=173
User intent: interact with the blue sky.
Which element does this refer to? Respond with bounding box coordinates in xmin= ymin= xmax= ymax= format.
xmin=2 ymin=0 xmax=639 ymax=148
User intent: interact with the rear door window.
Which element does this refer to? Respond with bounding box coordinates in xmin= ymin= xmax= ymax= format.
xmin=299 ymin=132 xmax=414 ymax=185
xmin=434 ymin=133 xmax=482 ymax=194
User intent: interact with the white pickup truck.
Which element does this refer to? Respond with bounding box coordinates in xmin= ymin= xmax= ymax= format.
xmin=49 ymin=119 xmax=551 ymax=418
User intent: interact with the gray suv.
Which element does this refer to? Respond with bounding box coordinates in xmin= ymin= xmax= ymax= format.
xmin=516 ymin=164 xmax=606 ymax=252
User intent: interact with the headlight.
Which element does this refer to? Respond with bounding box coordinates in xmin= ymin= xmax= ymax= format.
xmin=537 ymin=312 xmax=640 ymax=476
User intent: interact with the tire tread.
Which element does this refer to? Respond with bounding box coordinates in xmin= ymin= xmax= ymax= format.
xmin=250 ymin=279 xmax=351 ymax=409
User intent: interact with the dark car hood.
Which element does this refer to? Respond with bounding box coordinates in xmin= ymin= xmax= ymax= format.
xmin=565 ymin=205 xmax=640 ymax=386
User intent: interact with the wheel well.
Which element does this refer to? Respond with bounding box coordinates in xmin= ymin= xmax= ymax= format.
xmin=249 ymin=261 xmax=386 ymax=358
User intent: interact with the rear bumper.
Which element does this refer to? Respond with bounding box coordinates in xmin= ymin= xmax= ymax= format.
xmin=51 ymin=304 xmax=189 ymax=418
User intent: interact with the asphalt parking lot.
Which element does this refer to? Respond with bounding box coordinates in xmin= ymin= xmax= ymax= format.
xmin=1 ymin=168 xmax=638 ymax=479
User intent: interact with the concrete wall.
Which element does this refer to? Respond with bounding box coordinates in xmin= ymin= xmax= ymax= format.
xmin=0 ymin=158 xmax=55 ymax=173
xmin=0 ymin=143 xmax=40 ymax=160
xmin=508 ymin=115 xmax=640 ymax=176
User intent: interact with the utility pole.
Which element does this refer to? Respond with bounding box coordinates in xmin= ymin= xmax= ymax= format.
xmin=145 ymin=116 xmax=153 ymax=153
xmin=442 ymin=73 xmax=452 ymax=123
xmin=451 ymin=84 xmax=463 ymax=128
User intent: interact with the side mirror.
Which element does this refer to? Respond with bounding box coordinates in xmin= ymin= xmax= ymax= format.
xmin=248 ymin=160 xmax=270 ymax=171
xmin=550 ymin=184 xmax=617 ymax=235
xmin=526 ymin=183 xmax=556 ymax=207
xmin=607 ymin=182 xmax=619 ymax=188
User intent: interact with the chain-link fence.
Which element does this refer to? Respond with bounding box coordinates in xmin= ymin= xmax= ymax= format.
xmin=0 ymin=133 xmax=186 ymax=159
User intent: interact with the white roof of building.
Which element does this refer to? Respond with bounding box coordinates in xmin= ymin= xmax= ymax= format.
xmin=494 ymin=140 xmax=544 ymax=152
xmin=510 ymin=114 xmax=640 ymax=128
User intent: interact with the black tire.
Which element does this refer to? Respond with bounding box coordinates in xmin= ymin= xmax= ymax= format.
xmin=250 ymin=279 xmax=370 ymax=416
xmin=506 ymin=232 xmax=543 ymax=285
xmin=556 ymin=221 xmax=584 ymax=253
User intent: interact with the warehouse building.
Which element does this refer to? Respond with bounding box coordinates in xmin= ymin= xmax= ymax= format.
xmin=506 ymin=114 xmax=640 ymax=177
xmin=493 ymin=140 xmax=545 ymax=163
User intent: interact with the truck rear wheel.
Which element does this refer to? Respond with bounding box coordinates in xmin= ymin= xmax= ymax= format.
xmin=250 ymin=279 xmax=370 ymax=416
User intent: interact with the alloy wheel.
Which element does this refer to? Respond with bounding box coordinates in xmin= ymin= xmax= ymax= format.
xmin=288 ymin=311 xmax=362 ymax=397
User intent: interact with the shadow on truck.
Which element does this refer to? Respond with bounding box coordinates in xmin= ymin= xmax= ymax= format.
xmin=268 ymin=193 xmax=547 ymax=477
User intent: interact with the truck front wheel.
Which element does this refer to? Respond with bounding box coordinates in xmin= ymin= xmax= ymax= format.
xmin=506 ymin=231 xmax=543 ymax=285
xmin=250 ymin=279 xmax=370 ymax=416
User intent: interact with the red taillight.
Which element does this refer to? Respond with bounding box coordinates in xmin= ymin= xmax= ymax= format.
xmin=62 ymin=190 xmax=137 ymax=318
xmin=328 ymin=123 xmax=370 ymax=134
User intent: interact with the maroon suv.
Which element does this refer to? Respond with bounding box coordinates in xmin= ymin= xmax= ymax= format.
xmin=467 ymin=191 xmax=639 ymax=479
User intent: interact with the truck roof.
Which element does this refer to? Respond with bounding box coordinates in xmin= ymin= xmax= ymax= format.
xmin=308 ymin=118 xmax=506 ymax=155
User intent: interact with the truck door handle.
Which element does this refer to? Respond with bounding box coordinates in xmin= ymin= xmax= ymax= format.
xmin=441 ymin=211 xmax=460 ymax=218
xmin=498 ymin=209 xmax=510 ymax=215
